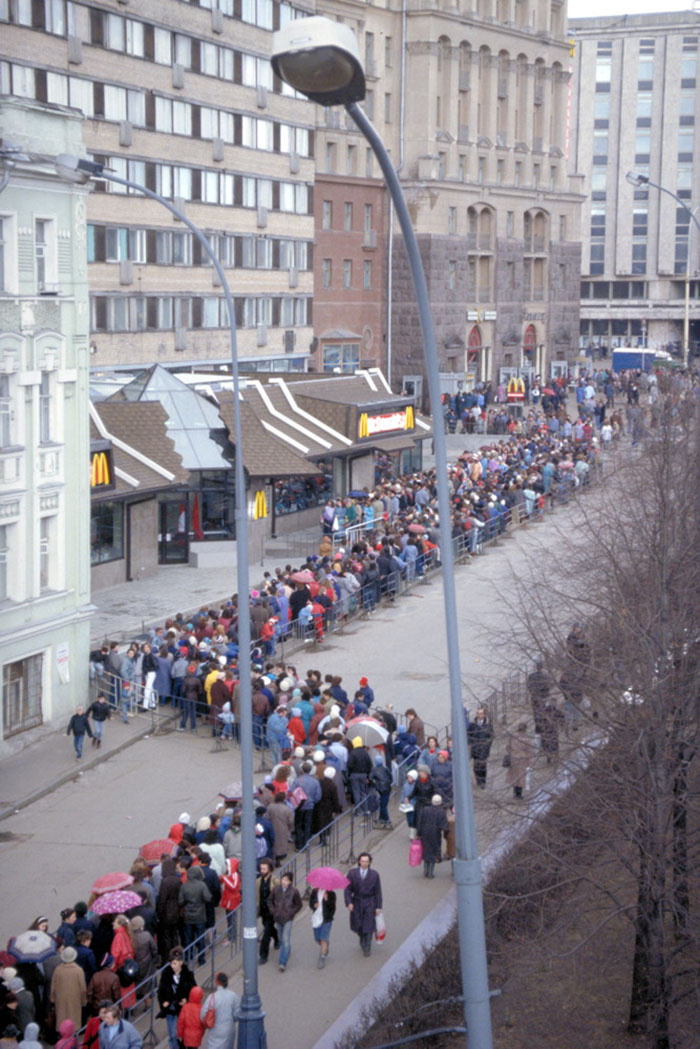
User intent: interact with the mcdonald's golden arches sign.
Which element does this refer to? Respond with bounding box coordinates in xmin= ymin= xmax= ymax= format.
xmin=90 ymin=445 xmax=115 ymax=490
xmin=357 ymin=405 xmax=414 ymax=440
xmin=253 ymin=489 xmax=268 ymax=520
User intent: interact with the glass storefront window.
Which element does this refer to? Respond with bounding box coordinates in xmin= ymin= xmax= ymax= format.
xmin=273 ymin=463 xmax=332 ymax=516
xmin=91 ymin=501 xmax=124 ymax=564
xmin=190 ymin=471 xmax=236 ymax=540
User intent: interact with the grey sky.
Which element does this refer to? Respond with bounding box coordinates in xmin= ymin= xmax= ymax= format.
xmin=568 ymin=1 xmax=692 ymax=18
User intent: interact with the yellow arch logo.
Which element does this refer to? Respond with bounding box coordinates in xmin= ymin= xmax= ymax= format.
xmin=253 ymin=489 xmax=268 ymax=520
xmin=91 ymin=451 xmax=111 ymax=487
xmin=405 ymin=405 xmax=414 ymax=429
xmin=358 ymin=412 xmax=369 ymax=439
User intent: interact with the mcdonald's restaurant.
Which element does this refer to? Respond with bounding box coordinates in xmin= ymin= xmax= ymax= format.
xmin=217 ymin=369 xmax=431 ymax=541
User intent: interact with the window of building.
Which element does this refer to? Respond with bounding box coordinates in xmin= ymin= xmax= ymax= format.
xmin=0 ymin=216 xmax=6 ymax=292
xmin=325 ymin=141 xmax=336 ymax=174
xmin=344 ymin=202 xmax=352 ymax=232
xmin=366 ymin=148 xmax=373 ymax=178
xmin=346 ymin=144 xmax=357 ymax=176
xmin=363 ymin=260 xmax=372 ymax=290
xmin=635 ymin=129 xmax=651 ymax=162
xmin=497 ymin=159 xmax=504 ymax=185
xmin=364 ymin=204 xmax=373 ymax=232
xmin=514 ymin=161 xmax=521 ymax=186
xmin=322 ymin=200 xmax=332 ymax=230
xmin=39 ymin=372 xmax=51 ymax=444
xmin=384 ymin=93 xmax=392 ymax=123
xmin=39 ymin=516 xmax=52 ymax=591
xmin=594 ymin=94 xmax=610 ymax=120
xmin=507 ymin=211 xmax=514 ymax=237
xmin=322 ymin=258 xmax=331 ymax=289
xmin=385 ymin=36 xmax=392 ymax=68
xmin=91 ymin=501 xmax=124 ymax=564
xmin=593 ymin=132 xmax=608 ymax=158
xmin=322 ymin=342 xmax=360 ymax=372
xmin=343 ymin=259 xmax=352 ymax=290
xmin=2 ymin=655 xmax=43 ymax=738
xmin=0 ymin=524 xmax=7 ymax=602
xmin=448 ymin=206 xmax=457 ymax=235
xmin=459 ymin=155 xmax=466 ymax=181
xmin=448 ymin=260 xmax=456 ymax=290
xmin=0 ymin=375 xmax=11 ymax=448
xmin=632 ymin=241 xmax=647 ymax=274
xmin=478 ymin=156 xmax=485 ymax=182
xmin=589 ymin=243 xmax=605 ymax=275
xmin=678 ymin=128 xmax=695 ymax=159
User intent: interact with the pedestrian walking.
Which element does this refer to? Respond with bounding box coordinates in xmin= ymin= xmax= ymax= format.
xmin=344 ymin=852 xmax=383 ymax=957
xmin=199 ymin=973 xmax=239 ymax=1049
xmin=65 ymin=707 xmax=92 ymax=761
xmin=467 ymin=707 xmax=494 ymax=789
xmin=416 ymin=795 xmax=448 ymax=878
xmin=178 ymin=868 xmax=211 ymax=967
xmin=309 ymin=889 xmax=336 ymax=969
xmin=219 ymin=858 xmax=241 ymax=945
xmin=505 ymin=722 xmax=537 ymax=798
xmin=49 ymin=948 xmax=86 ymax=1037
xmin=86 ymin=694 xmax=111 ymax=749
xmin=268 ymin=873 xmax=302 ymax=972
xmin=176 ymin=987 xmax=204 ymax=1049
xmin=256 ymin=860 xmax=279 ymax=965
xmin=157 ymin=949 xmax=196 ymax=1049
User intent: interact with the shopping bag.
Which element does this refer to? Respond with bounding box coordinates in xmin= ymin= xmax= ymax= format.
xmin=375 ymin=911 xmax=386 ymax=942
xmin=409 ymin=837 xmax=423 ymax=867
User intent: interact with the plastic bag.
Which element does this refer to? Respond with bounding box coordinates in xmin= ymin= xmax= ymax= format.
xmin=375 ymin=911 xmax=386 ymax=942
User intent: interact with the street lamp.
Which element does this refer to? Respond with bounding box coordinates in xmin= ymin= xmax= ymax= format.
xmin=272 ymin=18 xmax=493 ymax=1049
xmin=626 ymin=170 xmax=700 ymax=367
xmin=53 ymin=154 xmax=266 ymax=1049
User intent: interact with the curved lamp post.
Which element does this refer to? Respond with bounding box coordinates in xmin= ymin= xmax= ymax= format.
xmin=53 ymin=154 xmax=266 ymax=1049
xmin=626 ymin=170 xmax=700 ymax=367
xmin=272 ymin=18 xmax=493 ymax=1049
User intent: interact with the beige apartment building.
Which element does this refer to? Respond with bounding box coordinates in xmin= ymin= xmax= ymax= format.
xmin=569 ymin=10 xmax=700 ymax=358
xmin=1 ymin=0 xmax=316 ymax=373
xmin=314 ymin=0 xmax=585 ymax=398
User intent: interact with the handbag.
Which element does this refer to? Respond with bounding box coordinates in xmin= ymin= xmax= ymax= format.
xmin=311 ymin=903 xmax=324 ymax=929
xmin=375 ymin=911 xmax=386 ymax=942
xmin=289 ymin=785 xmax=307 ymax=809
xmin=409 ymin=837 xmax=423 ymax=867
xmin=364 ymin=789 xmax=379 ymax=813
xmin=204 ymin=996 xmax=216 ymax=1029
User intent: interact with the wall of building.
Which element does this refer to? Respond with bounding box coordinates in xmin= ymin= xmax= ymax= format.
xmin=0 ymin=98 xmax=92 ymax=753
xmin=570 ymin=10 xmax=700 ymax=356
xmin=130 ymin=499 xmax=159 ymax=581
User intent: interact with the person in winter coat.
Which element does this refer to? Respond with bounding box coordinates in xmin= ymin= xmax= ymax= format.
xmin=157 ymin=948 xmax=196 ymax=1049
xmin=97 ymin=1006 xmax=142 ymax=1049
xmin=265 ymin=706 xmax=290 ymax=767
xmin=199 ymin=830 xmax=226 ymax=876
xmin=110 ymin=917 xmax=136 ymax=1010
xmin=85 ymin=694 xmax=111 ymax=749
xmin=467 ymin=708 xmax=494 ymax=788
xmin=66 ymin=707 xmax=93 ymax=760
xmin=130 ymin=917 xmax=157 ymax=988
xmin=179 ymin=868 xmax=212 ymax=967
xmin=369 ymin=757 xmax=393 ymax=828
xmin=256 ymin=860 xmax=279 ymax=964
xmin=200 ymin=973 xmax=239 ymax=1049
xmin=268 ymin=873 xmax=302 ymax=972
xmin=505 ymin=722 xmax=537 ymax=798
xmin=266 ymin=793 xmax=295 ymax=867
xmin=431 ymin=751 xmax=454 ymax=807
xmin=18 ymin=1022 xmax=41 ymax=1049
xmin=293 ymin=761 xmax=322 ymax=851
xmin=86 ymin=955 xmax=121 ymax=1014
xmin=176 ymin=987 xmax=204 ymax=1049
xmin=309 ymin=889 xmax=336 ymax=969
xmin=312 ymin=767 xmax=343 ymax=843
xmin=416 ymin=795 xmax=449 ymax=878
xmin=153 ymin=858 xmax=180 ymax=963
xmin=344 ymin=852 xmax=383 ymax=957
xmin=140 ymin=643 xmax=159 ymax=710
xmin=404 ymin=709 xmax=426 ymax=748
xmin=179 ymin=668 xmax=204 ymax=732
xmin=50 ymin=949 xmax=87 ymax=1035
xmin=347 ymin=738 xmax=372 ymax=809
xmin=219 ymin=859 xmax=241 ymax=944
xmin=56 ymin=1019 xmax=78 ymax=1049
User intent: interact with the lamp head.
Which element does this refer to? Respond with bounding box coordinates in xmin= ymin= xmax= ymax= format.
xmin=271 ymin=16 xmax=365 ymax=106
xmin=626 ymin=170 xmax=648 ymax=187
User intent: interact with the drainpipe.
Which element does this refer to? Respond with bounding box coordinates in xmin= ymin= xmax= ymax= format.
xmin=386 ymin=0 xmax=407 ymax=391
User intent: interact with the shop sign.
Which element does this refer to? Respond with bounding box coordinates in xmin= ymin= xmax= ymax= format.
xmin=358 ymin=405 xmax=414 ymax=440
xmin=90 ymin=445 xmax=115 ymax=490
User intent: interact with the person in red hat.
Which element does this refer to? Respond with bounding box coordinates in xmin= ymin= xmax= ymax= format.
xmin=357 ymin=676 xmax=374 ymax=708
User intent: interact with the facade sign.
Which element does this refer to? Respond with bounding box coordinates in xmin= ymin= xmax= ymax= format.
xmin=252 ymin=489 xmax=268 ymax=520
xmin=90 ymin=445 xmax=115 ymax=490
xmin=358 ymin=405 xmax=414 ymax=440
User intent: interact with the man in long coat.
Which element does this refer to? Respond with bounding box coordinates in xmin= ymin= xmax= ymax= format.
xmin=50 ymin=947 xmax=87 ymax=1033
xmin=344 ymin=852 xmax=382 ymax=956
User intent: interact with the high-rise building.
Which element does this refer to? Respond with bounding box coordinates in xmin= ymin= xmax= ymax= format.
xmin=1 ymin=0 xmax=316 ymax=373
xmin=315 ymin=0 xmax=584 ymax=399
xmin=569 ymin=10 xmax=700 ymax=357
xmin=0 ymin=96 xmax=92 ymax=752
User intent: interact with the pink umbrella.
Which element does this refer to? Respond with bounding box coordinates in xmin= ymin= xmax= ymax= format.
xmin=91 ymin=872 xmax=134 ymax=895
xmin=140 ymin=839 xmax=178 ymax=866
xmin=408 ymin=523 xmax=426 ymax=534
xmin=91 ymin=890 xmax=143 ymax=916
xmin=291 ymin=570 xmax=315 ymax=584
xmin=306 ymin=866 xmax=350 ymax=891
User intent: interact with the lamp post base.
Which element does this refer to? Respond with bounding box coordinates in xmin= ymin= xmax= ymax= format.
xmin=236 ymin=996 xmax=267 ymax=1049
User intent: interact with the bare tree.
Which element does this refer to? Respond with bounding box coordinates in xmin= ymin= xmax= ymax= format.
xmin=492 ymin=392 xmax=700 ymax=1049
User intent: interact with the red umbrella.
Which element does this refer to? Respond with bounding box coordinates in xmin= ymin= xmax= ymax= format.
xmin=542 ymin=386 xmax=556 ymax=395
xmin=291 ymin=569 xmax=315 ymax=584
xmin=140 ymin=839 xmax=178 ymax=866
xmin=91 ymin=890 xmax=143 ymax=916
xmin=306 ymin=866 xmax=350 ymax=891
xmin=91 ymin=872 xmax=134 ymax=895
